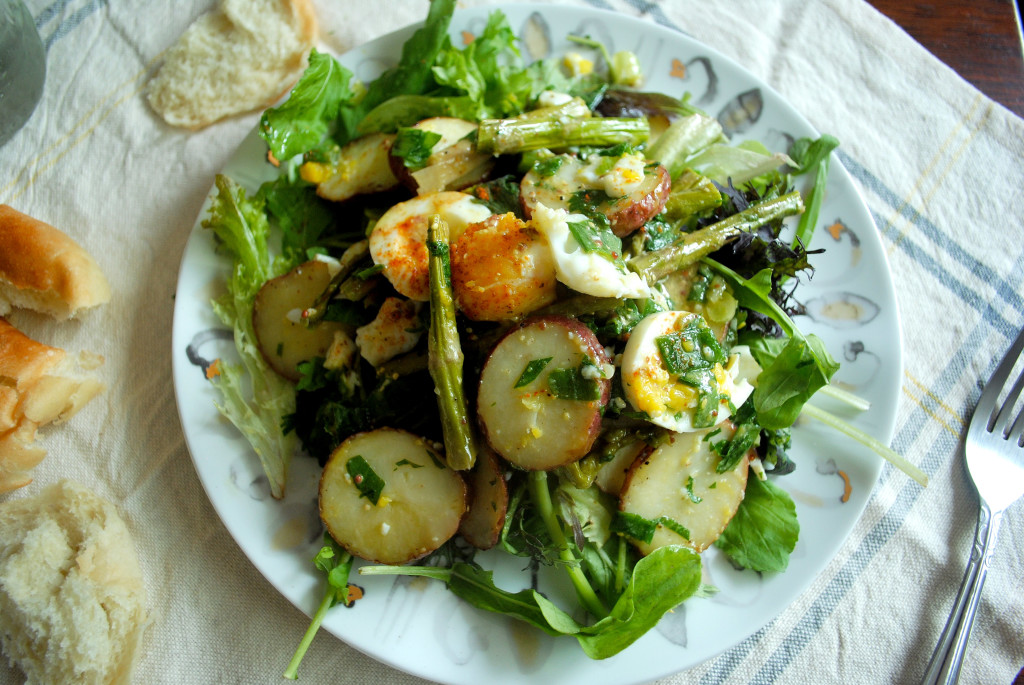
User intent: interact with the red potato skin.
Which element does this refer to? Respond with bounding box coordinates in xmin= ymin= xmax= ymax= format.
xmin=519 ymin=161 xmax=671 ymax=238
xmin=458 ymin=445 xmax=509 ymax=550
xmin=476 ymin=315 xmax=611 ymax=470
xmin=606 ymin=163 xmax=671 ymax=237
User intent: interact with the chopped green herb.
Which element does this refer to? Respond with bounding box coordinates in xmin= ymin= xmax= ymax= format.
xmin=566 ymin=217 xmax=623 ymax=263
xmin=355 ymin=264 xmax=385 ymax=279
xmin=426 ymin=240 xmax=452 ymax=287
xmin=346 ymin=456 xmax=385 ymax=504
xmin=684 ymin=475 xmax=702 ymax=504
xmin=394 ymin=459 xmax=425 ymax=470
xmin=426 ymin=450 xmax=446 ymax=469
xmin=392 ymin=127 xmax=443 ymax=169
xmin=611 ymin=511 xmax=691 ymax=543
xmin=515 ymin=357 xmax=553 ymax=388
xmin=533 ymin=156 xmax=564 ymax=177
xmin=548 ymin=363 xmax=601 ymax=401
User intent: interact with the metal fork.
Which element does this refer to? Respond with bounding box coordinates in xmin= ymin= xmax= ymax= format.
xmin=921 ymin=324 xmax=1024 ymax=685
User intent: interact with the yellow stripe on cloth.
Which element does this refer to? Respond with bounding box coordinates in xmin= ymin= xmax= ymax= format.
xmin=1 ymin=53 xmax=164 ymax=203
xmin=903 ymin=369 xmax=966 ymax=439
xmin=885 ymin=94 xmax=993 ymax=256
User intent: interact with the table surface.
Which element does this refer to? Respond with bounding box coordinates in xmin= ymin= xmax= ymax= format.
xmin=869 ymin=0 xmax=1024 ymax=118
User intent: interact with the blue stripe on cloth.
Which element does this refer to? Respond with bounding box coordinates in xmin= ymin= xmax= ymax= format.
xmin=838 ymin=150 xmax=1024 ymax=322
xmin=34 ymin=0 xmax=108 ymax=52
xmin=34 ymin=0 xmax=75 ymax=30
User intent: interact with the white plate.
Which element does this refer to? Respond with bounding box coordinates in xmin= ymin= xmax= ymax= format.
xmin=171 ymin=5 xmax=902 ymax=684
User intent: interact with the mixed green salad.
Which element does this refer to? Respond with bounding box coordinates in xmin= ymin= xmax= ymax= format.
xmin=197 ymin=0 xmax=924 ymax=676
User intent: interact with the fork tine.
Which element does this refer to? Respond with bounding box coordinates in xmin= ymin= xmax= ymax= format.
xmin=975 ymin=325 xmax=1024 ymax=433
xmin=1009 ymin=402 xmax=1024 ymax=447
xmin=992 ymin=364 xmax=1024 ymax=436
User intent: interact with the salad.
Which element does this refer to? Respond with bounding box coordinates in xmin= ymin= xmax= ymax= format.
xmin=194 ymin=0 xmax=923 ymax=677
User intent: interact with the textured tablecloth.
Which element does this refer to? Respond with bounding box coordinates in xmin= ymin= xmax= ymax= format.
xmin=2 ymin=1 xmax=1023 ymax=683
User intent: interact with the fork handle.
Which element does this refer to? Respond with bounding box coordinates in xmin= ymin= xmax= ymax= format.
xmin=920 ymin=503 xmax=1002 ymax=685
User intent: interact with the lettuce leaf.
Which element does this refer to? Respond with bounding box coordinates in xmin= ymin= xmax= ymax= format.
xmin=260 ymin=49 xmax=355 ymax=162
xmin=714 ymin=475 xmax=799 ymax=573
xmin=202 ymin=175 xmax=297 ymax=498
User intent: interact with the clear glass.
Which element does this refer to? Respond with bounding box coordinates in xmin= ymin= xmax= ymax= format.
xmin=0 ymin=0 xmax=45 ymax=148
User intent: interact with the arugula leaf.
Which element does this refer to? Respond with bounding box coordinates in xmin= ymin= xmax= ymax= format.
xmin=338 ymin=0 xmax=458 ymax=140
xmin=750 ymin=334 xmax=839 ymax=430
xmin=359 ymin=544 xmax=701 ymax=659
xmin=714 ymin=476 xmax=799 ymax=573
xmin=576 ymin=545 xmax=701 ymax=658
xmin=258 ymin=175 xmax=339 ymax=265
xmin=260 ymin=50 xmax=354 ymax=162
xmin=707 ymin=261 xmax=839 ymax=429
xmin=788 ymin=134 xmax=840 ymax=249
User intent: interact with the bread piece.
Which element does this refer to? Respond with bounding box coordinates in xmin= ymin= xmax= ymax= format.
xmin=0 ymin=205 xmax=112 ymax=320
xmin=0 ymin=480 xmax=148 ymax=685
xmin=146 ymin=0 xmax=317 ymax=129
xmin=0 ymin=319 xmax=105 ymax=492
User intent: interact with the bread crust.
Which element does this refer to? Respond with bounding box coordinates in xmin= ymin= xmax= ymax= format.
xmin=0 ymin=319 xmax=105 ymax=491
xmin=0 ymin=204 xmax=111 ymax=319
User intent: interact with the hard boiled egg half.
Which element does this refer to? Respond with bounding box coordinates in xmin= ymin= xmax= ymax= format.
xmin=530 ymin=203 xmax=650 ymax=299
xmin=620 ymin=310 xmax=760 ymax=432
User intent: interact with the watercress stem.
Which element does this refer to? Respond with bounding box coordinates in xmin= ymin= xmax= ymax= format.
xmin=527 ymin=471 xmax=609 ymax=619
xmin=283 ymin=579 xmax=342 ymax=680
xmin=801 ymin=402 xmax=928 ymax=486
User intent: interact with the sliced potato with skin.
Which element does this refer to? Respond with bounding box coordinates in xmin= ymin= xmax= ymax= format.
xmin=477 ymin=315 xmax=610 ymax=470
xmin=252 ymin=259 xmax=347 ymax=381
xmin=302 ymin=132 xmax=400 ymax=202
xmin=458 ymin=444 xmax=509 ymax=550
xmin=594 ymin=440 xmax=646 ymax=496
xmin=619 ymin=423 xmax=749 ymax=555
xmin=520 ymin=153 xmax=671 ymax=237
xmin=390 ymin=117 xmax=496 ymax=195
xmin=319 ymin=428 xmax=467 ymax=565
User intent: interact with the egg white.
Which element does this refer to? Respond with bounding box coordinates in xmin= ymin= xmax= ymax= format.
xmin=531 ymin=203 xmax=650 ymax=299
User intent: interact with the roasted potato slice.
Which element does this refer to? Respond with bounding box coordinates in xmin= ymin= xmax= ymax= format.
xmin=458 ymin=444 xmax=508 ymax=550
xmin=302 ymin=132 xmax=400 ymax=202
xmin=476 ymin=315 xmax=611 ymax=470
xmin=594 ymin=440 xmax=646 ymax=496
xmin=619 ymin=424 xmax=749 ymax=555
xmin=252 ymin=259 xmax=347 ymax=381
xmin=450 ymin=212 xmax=557 ymax=322
xmin=520 ymin=152 xmax=670 ymax=237
xmin=390 ymin=117 xmax=496 ymax=195
xmin=319 ymin=428 xmax=467 ymax=565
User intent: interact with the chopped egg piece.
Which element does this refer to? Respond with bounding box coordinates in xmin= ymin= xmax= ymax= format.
xmin=531 ymin=203 xmax=650 ymax=299
xmin=620 ymin=310 xmax=760 ymax=432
